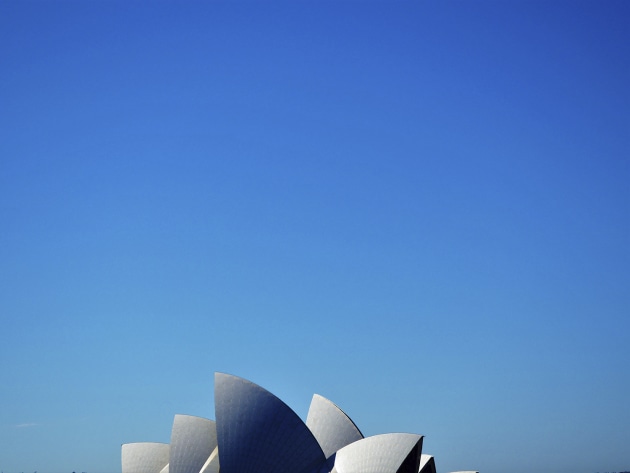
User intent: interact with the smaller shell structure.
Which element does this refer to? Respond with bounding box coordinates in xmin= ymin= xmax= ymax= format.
xmin=329 ymin=433 xmax=423 ymax=473
xmin=121 ymin=373 xmax=477 ymax=473
xmin=419 ymin=455 xmax=437 ymax=473
xmin=169 ymin=415 xmax=217 ymax=473
xmin=306 ymin=394 xmax=364 ymax=458
xmin=121 ymin=442 xmax=169 ymax=473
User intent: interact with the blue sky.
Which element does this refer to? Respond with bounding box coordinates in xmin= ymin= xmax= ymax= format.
xmin=1 ymin=1 xmax=628 ymax=473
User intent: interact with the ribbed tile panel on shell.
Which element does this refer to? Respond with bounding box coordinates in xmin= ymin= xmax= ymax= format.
xmin=169 ymin=415 xmax=217 ymax=473
xmin=122 ymin=443 xmax=170 ymax=473
xmin=214 ymin=372 xmax=326 ymax=473
xmin=306 ymin=394 xmax=364 ymax=458
xmin=199 ymin=446 xmax=219 ymax=473
xmin=331 ymin=433 xmax=423 ymax=473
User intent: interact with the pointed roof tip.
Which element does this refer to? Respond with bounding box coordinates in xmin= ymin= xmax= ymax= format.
xmin=307 ymin=393 xmax=364 ymax=457
xmin=172 ymin=413 xmax=216 ymax=423
xmin=419 ymin=454 xmax=436 ymax=473
xmin=308 ymin=393 xmax=364 ymax=433
xmin=214 ymin=371 xmax=325 ymax=473
xmin=214 ymin=371 xmax=241 ymax=378
xmin=214 ymin=372 xmax=262 ymax=390
xmin=213 ymin=371 xmax=230 ymax=381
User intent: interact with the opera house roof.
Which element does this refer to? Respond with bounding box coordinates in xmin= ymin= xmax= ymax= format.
xmin=122 ymin=373 xmax=476 ymax=473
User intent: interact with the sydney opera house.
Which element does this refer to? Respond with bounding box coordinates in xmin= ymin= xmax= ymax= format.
xmin=122 ymin=373 xmax=477 ymax=473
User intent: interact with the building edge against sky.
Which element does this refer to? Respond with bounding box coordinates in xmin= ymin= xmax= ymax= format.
xmin=122 ymin=373 xmax=478 ymax=473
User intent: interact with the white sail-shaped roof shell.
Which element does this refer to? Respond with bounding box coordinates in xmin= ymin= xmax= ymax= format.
xmin=419 ymin=455 xmax=436 ymax=473
xmin=122 ymin=442 xmax=170 ymax=473
xmin=214 ymin=372 xmax=326 ymax=473
xmin=169 ymin=414 xmax=217 ymax=473
xmin=330 ymin=433 xmax=423 ymax=473
xmin=306 ymin=394 xmax=364 ymax=458
xmin=121 ymin=373 xmax=476 ymax=473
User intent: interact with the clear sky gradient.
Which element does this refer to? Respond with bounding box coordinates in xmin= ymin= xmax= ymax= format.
xmin=1 ymin=2 xmax=628 ymax=473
